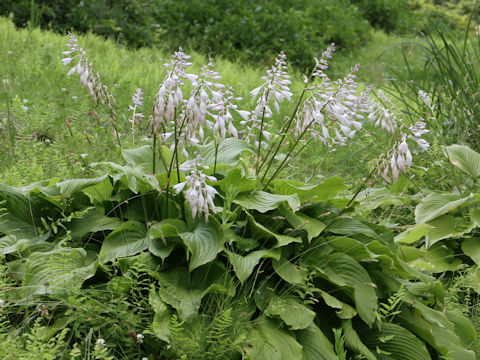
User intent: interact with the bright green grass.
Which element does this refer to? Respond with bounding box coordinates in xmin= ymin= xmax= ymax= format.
xmin=0 ymin=17 xmax=427 ymax=186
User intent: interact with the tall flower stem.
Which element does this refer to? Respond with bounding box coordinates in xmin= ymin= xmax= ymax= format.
xmin=257 ymin=73 xmax=314 ymax=177
xmin=152 ymin=132 xmax=157 ymax=173
xmin=255 ymin=90 xmax=270 ymax=174
xmin=213 ymin=139 xmax=219 ymax=174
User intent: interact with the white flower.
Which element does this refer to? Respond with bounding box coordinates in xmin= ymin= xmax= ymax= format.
xmin=0 ymin=299 xmax=4 ymax=309
xmin=96 ymin=338 xmax=105 ymax=348
xmin=136 ymin=333 xmax=144 ymax=344
xmin=173 ymin=154 xmax=218 ymax=221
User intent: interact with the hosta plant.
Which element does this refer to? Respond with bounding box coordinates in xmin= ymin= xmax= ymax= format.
xmin=0 ymin=34 xmax=476 ymax=359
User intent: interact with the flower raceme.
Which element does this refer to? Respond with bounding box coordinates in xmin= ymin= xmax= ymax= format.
xmin=173 ymin=155 xmax=218 ymax=221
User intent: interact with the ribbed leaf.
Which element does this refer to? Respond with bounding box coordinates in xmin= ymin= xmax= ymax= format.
xmin=446 ymin=144 xmax=480 ymax=178
xmin=279 ymin=204 xmax=325 ymax=243
xmin=425 ymin=214 xmax=472 ymax=247
xmin=196 ymin=138 xmax=255 ymax=165
xmin=462 ymin=237 xmax=480 ymax=266
xmin=415 ymin=193 xmax=473 ymax=224
xmin=296 ymin=323 xmax=337 ymax=360
xmin=247 ymin=214 xmax=301 ymax=247
xmin=246 ymin=317 xmax=303 ymax=360
xmin=226 ymin=249 xmax=281 ymax=283
xmin=270 ymin=176 xmax=346 ymax=202
xmin=178 ymin=220 xmax=224 ymax=271
xmin=272 ymin=256 xmax=307 ymax=285
xmin=99 ymin=221 xmax=148 ymax=263
xmin=265 ymin=295 xmax=315 ymax=330
xmin=22 ymin=248 xmax=97 ymax=297
xmin=234 ymin=191 xmax=301 ymax=213
xmin=342 ymin=320 xmax=376 ymax=360
xmin=394 ymin=224 xmax=432 ymax=244
xmin=70 ymin=207 xmax=122 ymax=241
xmin=56 ymin=175 xmax=108 ymax=197
xmin=362 ymin=323 xmax=431 ymax=360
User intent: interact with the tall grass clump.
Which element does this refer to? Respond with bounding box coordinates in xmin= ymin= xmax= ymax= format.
xmin=384 ymin=8 xmax=480 ymax=150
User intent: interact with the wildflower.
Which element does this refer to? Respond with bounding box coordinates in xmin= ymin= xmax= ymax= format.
xmin=173 ymin=154 xmax=218 ymax=221
xmin=136 ymin=333 xmax=144 ymax=344
xmin=243 ymin=51 xmax=292 ymax=146
xmin=0 ymin=299 xmax=4 ymax=309
xmin=96 ymin=338 xmax=106 ymax=348
xmin=128 ymin=88 xmax=145 ymax=121
xmin=153 ymin=47 xmax=194 ymax=131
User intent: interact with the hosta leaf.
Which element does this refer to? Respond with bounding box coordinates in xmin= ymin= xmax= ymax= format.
xmin=342 ymin=320 xmax=376 ymax=360
xmin=319 ymin=290 xmax=357 ymax=319
xmin=178 ymin=220 xmax=224 ymax=271
xmin=196 ymin=138 xmax=255 ymax=165
xmin=56 ymin=175 xmax=109 ymax=197
xmin=462 ymin=237 xmax=480 ymax=266
xmin=279 ymin=204 xmax=325 ymax=243
xmin=314 ymin=253 xmax=377 ymax=325
xmin=446 ymin=144 xmax=480 ymax=178
xmin=399 ymin=302 xmax=476 ymax=360
xmin=399 ymin=244 xmax=462 ymax=273
xmin=0 ymin=184 xmax=59 ymax=238
xmin=70 ymin=207 xmax=122 ymax=241
xmin=22 ymin=248 xmax=97 ymax=297
xmin=247 ymin=213 xmax=301 ymax=247
xmin=99 ymin=221 xmax=148 ymax=263
xmin=272 ymin=256 xmax=307 ymax=285
xmin=265 ymin=295 xmax=316 ymax=330
xmin=394 ymin=224 xmax=432 ymax=244
xmin=122 ymin=145 xmax=154 ymax=172
xmin=81 ymin=176 xmax=114 ymax=203
xmin=425 ymin=214 xmax=472 ymax=247
xmin=296 ymin=323 xmax=337 ymax=360
xmin=415 ymin=193 xmax=473 ymax=224
xmin=445 ymin=310 xmax=477 ymax=349
xmin=355 ymin=187 xmax=403 ymax=215
xmin=226 ymin=249 xmax=281 ymax=283
xmin=270 ymin=176 xmax=347 ymax=202
xmin=329 ymin=218 xmax=378 ymax=238
xmin=246 ymin=317 xmax=303 ymax=360
xmin=361 ymin=323 xmax=431 ymax=360
xmin=217 ymin=168 xmax=257 ymax=193
xmin=148 ymin=219 xmax=187 ymax=261
xmin=234 ymin=191 xmax=301 ymax=213
xmin=150 ymin=287 xmax=172 ymax=342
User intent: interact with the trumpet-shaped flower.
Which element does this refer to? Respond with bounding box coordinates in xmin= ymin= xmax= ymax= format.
xmin=173 ymin=155 xmax=218 ymax=221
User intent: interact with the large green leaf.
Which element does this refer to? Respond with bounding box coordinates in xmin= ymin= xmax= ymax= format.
xmin=462 ymin=237 xmax=480 ymax=266
xmin=99 ymin=221 xmax=148 ymax=263
xmin=415 ymin=193 xmax=473 ymax=224
xmin=216 ymin=168 xmax=257 ymax=193
xmin=196 ymin=138 xmax=255 ymax=165
xmin=394 ymin=224 xmax=432 ymax=244
xmin=425 ymin=214 xmax=472 ymax=247
xmin=246 ymin=317 xmax=303 ymax=360
xmin=272 ymin=256 xmax=307 ymax=285
xmin=270 ymin=176 xmax=347 ymax=203
xmin=342 ymin=320 xmax=376 ymax=360
xmin=0 ymin=184 xmax=59 ymax=238
xmin=247 ymin=213 xmax=301 ymax=247
xmin=178 ymin=220 xmax=224 ymax=271
xmin=319 ymin=290 xmax=357 ymax=319
xmin=279 ymin=204 xmax=325 ymax=243
xmin=234 ymin=191 xmax=301 ymax=213
xmin=296 ymin=323 xmax=337 ymax=360
xmin=148 ymin=219 xmax=187 ymax=261
xmin=329 ymin=218 xmax=378 ymax=239
xmin=265 ymin=295 xmax=315 ymax=330
xmin=313 ymin=253 xmax=378 ymax=325
xmin=56 ymin=175 xmax=109 ymax=197
xmin=70 ymin=207 xmax=122 ymax=241
xmin=446 ymin=144 xmax=480 ymax=178
xmin=399 ymin=302 xmax=476 ymax=360
xmin=22 ymin=248 xmax=97 ymax=297
xmin=226 ymin=249 xmax=281 ymax=283
xmin=150 ymin=287 xmax=172 ymax=342
xmin=355 ymin=187 xmax=403 ymax=215
xmin=361 ymin=323 xmax=431 ymax=360
xmin=154 ymin=263 xmax=234 ymax=319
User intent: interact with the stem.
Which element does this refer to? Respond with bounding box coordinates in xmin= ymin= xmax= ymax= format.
xmin=255 ymin=90 xmax=270 ymax=174
xmin=258 ymin=70 xmax=317 ymax=176
xmin=214 ymin=139 xmax=219 ymax=174
xmin=131 ymin=106 xmax=136 ymax=147
xmin=108 ymin=117 xmax=122 ymax=149
xmin=152 ymin=132 xmax=157 ymax=173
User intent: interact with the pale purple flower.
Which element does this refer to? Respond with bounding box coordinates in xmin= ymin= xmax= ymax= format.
xmin=173 ymin=154 xmax=218 ymax=221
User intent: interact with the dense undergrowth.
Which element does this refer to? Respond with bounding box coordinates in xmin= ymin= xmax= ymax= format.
xmin=1 ymin=8 xmax=480 ymax=360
